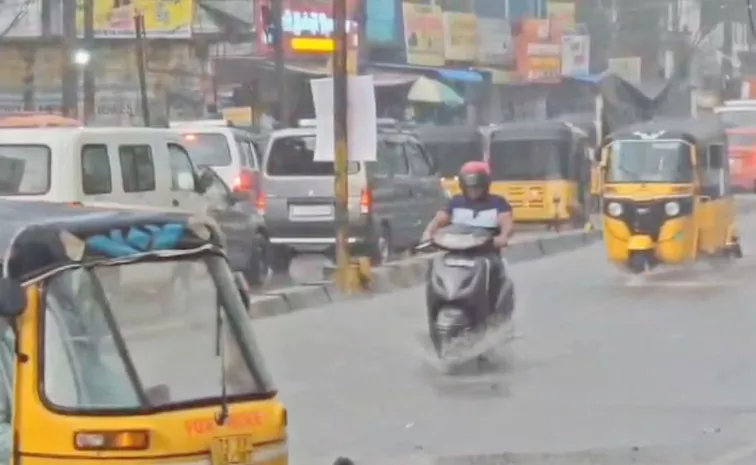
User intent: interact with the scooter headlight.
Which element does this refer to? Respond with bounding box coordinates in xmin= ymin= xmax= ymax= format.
xmin=607 ymin=201 xmax=623 ymax=217
xmin=664 ymin=201 xmax=680 ymax=216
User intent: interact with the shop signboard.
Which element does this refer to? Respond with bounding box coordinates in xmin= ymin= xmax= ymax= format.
xmin=442 ymin=12 xmax=477 ymax=62
xmin=256 ymin=0 xmax=359 ymax=56
xmin=476 ymin=18 xmax=513 ymax=66
xmin=402 ymin=3 xmax=445 ymax=66
xmin=75 ymin=0 xmax=193 ymax=38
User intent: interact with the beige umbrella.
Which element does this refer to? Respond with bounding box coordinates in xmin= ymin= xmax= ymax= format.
xmin=407 ymin=76 xmax=464 ymax=106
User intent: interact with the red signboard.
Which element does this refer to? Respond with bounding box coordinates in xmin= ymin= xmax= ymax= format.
xmin=256 ymin=0 xmax=359 ymax=56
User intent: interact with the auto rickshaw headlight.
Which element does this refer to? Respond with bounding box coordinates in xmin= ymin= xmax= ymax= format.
xmin=607 ymin=202 xmax=622 ymax=217
xmin=664 ymin=201 xmax=680 ymax=216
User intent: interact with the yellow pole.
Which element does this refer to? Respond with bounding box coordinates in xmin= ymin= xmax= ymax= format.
xmin=332 ymin=0 xmax=351 ymax=292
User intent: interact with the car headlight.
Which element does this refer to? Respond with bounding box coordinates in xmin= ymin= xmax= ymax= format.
xmin=607 ymin=201 xmax=623 ymax=217
xmin=664 ymin=201 xmax=680 ymax=216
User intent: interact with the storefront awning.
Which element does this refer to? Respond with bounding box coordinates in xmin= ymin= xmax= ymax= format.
xmin=370 ymin=62 xmax=486 ymax=83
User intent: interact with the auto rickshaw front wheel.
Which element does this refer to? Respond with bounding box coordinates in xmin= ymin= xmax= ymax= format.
xmin=627 ymin=252 xmax=652 ymax=274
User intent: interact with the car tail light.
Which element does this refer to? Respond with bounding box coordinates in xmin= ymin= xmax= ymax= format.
xmin=233 ymin=168 xmax=256 ymax=193
xmin=256 ymin=190 xmax=267 ymax=213
xmin=360 ymin=188 xmax=373 ymax=215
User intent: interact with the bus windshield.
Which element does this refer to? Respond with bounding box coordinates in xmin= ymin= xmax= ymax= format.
xmin=41 ymin=254 xmax=274 ymax=413
xmin=605 ymin=140 xmax=693 ymax=183
xmin=488 ymin=140 xmax=569 ymax=181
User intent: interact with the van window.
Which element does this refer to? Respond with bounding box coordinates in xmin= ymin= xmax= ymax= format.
xmin=167 ymin=143 xmax=196 ymax=191
xmin=180 ymin=133 xmax=232 ymax=167
xmin=119 ymin=145 xmax=155 ymax=192
xmin=405 ymin=143 xmax=431 ymax=176
xmin=235 ymin=138 xmax=256 ymax=168
xmin=266 ymin=135 xmax=359 ymax=176
xmin=384 ymin=141 xmax=409 ymax=175
xmin=0 ymin=145 xmax=51 ymax=195
xmin=81 ymin=145 xmax=112 ymax=195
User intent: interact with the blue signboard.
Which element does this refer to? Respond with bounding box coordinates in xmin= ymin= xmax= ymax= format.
xmin=366 ymin=0 xmax=399 ymax=44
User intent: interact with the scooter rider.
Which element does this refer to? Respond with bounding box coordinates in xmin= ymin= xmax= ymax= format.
xmin=422 ymin=161 xmax=513 ymax=246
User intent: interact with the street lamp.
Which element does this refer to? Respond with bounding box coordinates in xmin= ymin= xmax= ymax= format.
xmin=73 ymin=49 xmax=91 ymax=67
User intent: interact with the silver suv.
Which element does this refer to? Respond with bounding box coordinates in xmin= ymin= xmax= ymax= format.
xmin=261 ymin=122 xmax=448 ymax=273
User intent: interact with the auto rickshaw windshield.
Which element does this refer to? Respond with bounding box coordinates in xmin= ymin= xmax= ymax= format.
xmin=41 ymin=254 xmax=274 ymax=412
xmin=489 ymin=140 xmax=569 ymax=181
xmin=605 ymin=140 xmax=694 ymax=183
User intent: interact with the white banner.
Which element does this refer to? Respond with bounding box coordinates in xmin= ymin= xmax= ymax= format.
xmin=0 ymin=0 xmax=43 ymax=37
xmin=561 ymin=34 xmax=590 ymax=77
xmin=476 ymin=18 xmax=514 ymax=67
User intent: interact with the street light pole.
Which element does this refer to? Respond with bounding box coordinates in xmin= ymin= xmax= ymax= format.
xmin=61 ymin=0 xmax=78 ymax=117
xmin=271 ymin=0 xmax=287 ymax=125
xmin=134 ymin=13 xmax=150 ymax=126
xmin=82 ymin=0 xmax=95 ymax=123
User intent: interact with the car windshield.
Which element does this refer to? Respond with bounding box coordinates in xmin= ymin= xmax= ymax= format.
xmin=180 ymin=133 xmax=232 ymax=167
xmin=605 ymin=140 xmax=693 ymax=183
xmin=716 ymin=109 xmax=756 ymax=128
xmin=424 ymin=141 xmax=482 ymax=178
xmin=265 ymin=135 xmax=359 ymax=176
xmin=41 ymin=255 xmax=274 ymax=412
xmin=728 ymin=133 xmax=756 ymax=146
xmin=0 ymin=145 xmax=50 ymax=195
xmin=488 ymin=140 xmax=568 ymax=180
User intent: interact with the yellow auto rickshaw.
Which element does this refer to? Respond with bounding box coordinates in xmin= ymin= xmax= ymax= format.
xmin=599 ymin=117 xmax=743 ymax=273
xmin=415 ymin=125 xmax=485 ymax=196
xmin=0 ymin=201 xmax=287 ymax=465
xmin=484 ymin=120 xmax=593 ymax=227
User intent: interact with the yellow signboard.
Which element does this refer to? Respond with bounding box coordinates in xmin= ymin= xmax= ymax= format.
xmin=402 ymin=3 xmax=445 ymax=67
xmin=443 ymin=12 xmax=477 ymax=61
xmin=76 ymin=0 xmax=193 ymax=38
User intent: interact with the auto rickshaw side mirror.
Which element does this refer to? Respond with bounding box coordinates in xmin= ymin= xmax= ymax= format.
xmin=233 ymin=272 xmax=251 ymax=310
xmin=0 ymin=278 xmax=25 ymax=319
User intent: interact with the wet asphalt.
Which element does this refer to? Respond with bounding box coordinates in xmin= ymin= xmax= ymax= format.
xmin=251 ymin=209 xmax=756 ymax=465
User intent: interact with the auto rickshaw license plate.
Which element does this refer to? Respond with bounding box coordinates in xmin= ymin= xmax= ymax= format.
xmin=211 ymin=435 xmax=256 ymax=465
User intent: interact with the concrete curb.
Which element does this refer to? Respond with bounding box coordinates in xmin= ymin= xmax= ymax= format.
xmin=247 ymin=198 xmax=756 ymax=320
xmin=249 ymin=229 xmax=600 ymax=320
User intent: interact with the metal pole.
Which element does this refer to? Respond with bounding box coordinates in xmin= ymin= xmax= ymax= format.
xmin=82 ymin=0 xmax=95 ymax=123
xmin=272 ymin=0 xmax=287 ymax=125
xmin=61 ymin=0 xmax=78 ymax=117
xmin=134 ymin=13 xmax=150 ymax=126
xmin=333 ymin=0 xmax=350 ymax=291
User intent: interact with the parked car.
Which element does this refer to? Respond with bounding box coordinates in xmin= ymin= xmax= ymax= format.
xmin=261 ymin=120 xmax=447 ymax=273
xmin=195 ymin=167 xmax=270 ymax=286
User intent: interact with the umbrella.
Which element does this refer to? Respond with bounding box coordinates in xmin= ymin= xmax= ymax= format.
xmin=407 ymin=76 xmax=464 ymax=106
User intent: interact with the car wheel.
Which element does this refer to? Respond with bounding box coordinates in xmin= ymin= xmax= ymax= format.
xmin=372 ymin=225 xmax=392 ymax=265
xmin=244 ymin=234 xmax=271 ymax=287
xmin=270 ymin=245 xmax=293 ymax=275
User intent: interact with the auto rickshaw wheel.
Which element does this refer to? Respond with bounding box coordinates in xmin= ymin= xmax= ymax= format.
xmin=627 ymin=252 xmax=648 ymax=274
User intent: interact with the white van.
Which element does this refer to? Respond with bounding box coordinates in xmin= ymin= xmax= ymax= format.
xmin=0 ymin=127 xmax=210 ymax=211
xmin=169 ymin=120 xmax=264 ymax=210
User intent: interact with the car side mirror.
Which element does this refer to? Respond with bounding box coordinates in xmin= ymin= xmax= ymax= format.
xmin=0 ymin=278 xmax=25 ymax=319
xmin=195 ymin=168 xmax=215 ymax=194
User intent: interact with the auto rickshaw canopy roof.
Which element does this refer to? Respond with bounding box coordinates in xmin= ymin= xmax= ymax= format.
xmin=604 ymin=116 xmax=727 ymax=147
xmin=0 ymin=200 xmax=223 ymax=284
xmin=488 ymin=120 xmax=575 ymax=143
xmin=0 ymin=113 xmax=83 ymax=128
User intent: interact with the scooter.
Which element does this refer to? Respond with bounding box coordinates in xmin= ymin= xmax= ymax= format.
xmin=419 ymin=224 xmax=516 ymax=365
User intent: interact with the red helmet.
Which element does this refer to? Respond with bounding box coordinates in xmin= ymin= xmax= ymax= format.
xmin=458 ymin=161 xmax=491 ymax=195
